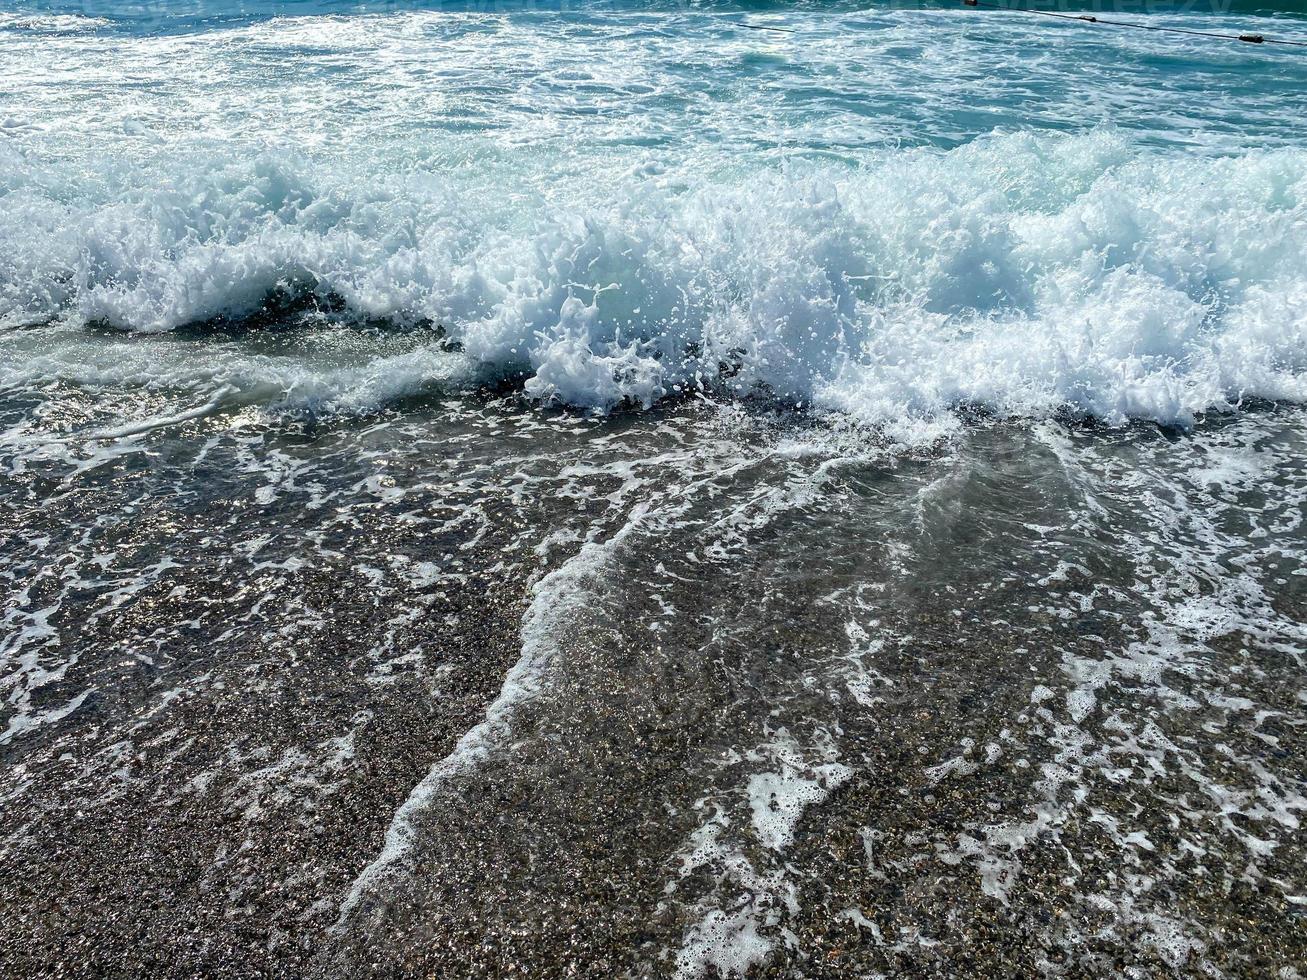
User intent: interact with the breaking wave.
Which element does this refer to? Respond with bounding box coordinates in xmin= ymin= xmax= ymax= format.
xmin=3 ymin=129 xmax=1306 ymax=440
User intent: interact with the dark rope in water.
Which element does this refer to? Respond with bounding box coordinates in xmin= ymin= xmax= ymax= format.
xmin=741 ymin=4 xmax=1307 ymax=48
xmin=737 ymin=22 xmax=799 ymax=35
xmin=959 ymin=0 xmax=1307 ymax=48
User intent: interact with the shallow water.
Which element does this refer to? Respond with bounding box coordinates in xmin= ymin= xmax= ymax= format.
xmin=2 ymin=1 xmax=1306 ymax=976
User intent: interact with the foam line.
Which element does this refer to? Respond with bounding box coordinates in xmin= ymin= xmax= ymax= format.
xmin=333 ymin=504 xmax=649 ymax=928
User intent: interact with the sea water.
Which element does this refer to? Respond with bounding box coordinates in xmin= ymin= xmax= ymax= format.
xmin=2 ymin=2 xmax=1306 ymax=976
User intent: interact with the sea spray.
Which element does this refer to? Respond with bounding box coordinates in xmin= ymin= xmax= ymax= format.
xmin=4 ymin=132 xmax=1306 ymax=439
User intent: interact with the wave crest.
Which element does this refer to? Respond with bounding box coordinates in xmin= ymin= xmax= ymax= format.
xmin=3 ymin=130 xmax=1306 ymax=439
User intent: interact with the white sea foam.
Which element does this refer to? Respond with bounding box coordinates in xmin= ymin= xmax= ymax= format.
xmin=0 ymin=12 xmax=110 ymax=33
xmin=668 ymin=729 xmax=851 ymax=977
xmin=747 ymin=732 xmax=851 ymax=852
xmin=3 ymin=130 xmax=1306 ymax=439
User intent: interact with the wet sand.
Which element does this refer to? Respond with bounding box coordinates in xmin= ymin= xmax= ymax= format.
xmin=2 ymin=399 xmax=1305 ymax=977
